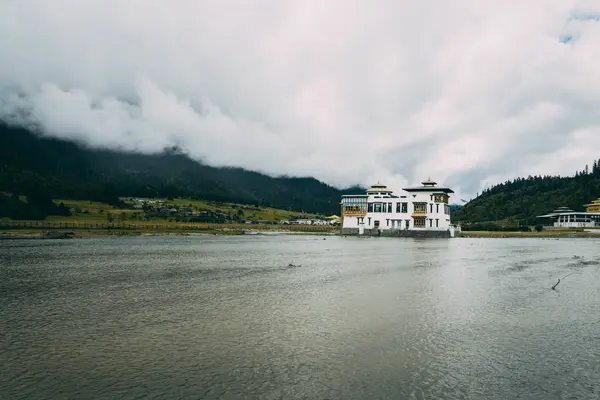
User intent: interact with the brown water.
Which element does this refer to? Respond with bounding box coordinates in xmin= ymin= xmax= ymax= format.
xmin=1 ymin=235 xmax=599 ymax=399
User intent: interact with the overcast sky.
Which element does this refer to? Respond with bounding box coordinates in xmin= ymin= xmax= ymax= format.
xmin=1 ymin=1 xmax=599 ymax=200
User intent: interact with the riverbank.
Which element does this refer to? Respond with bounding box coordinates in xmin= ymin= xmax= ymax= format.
xmin=458 ymin=230 xmax=600 ymax=238
xmin=0 ymin=227 xmax=338 ymax=239
xmin=4 ymin=227 xmax=599 ymax=240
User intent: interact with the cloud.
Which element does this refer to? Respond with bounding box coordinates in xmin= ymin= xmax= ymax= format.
xmin=1 ymin=0 xmax=599 ymax=201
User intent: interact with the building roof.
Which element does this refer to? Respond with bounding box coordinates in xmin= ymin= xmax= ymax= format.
xmin=403 ymin=186 xmax=454 ymax=193
xmin=553 ymin=207 xmax=574 ymax=212
xmin=421 ymin=178 xmax=437 ymax=186
xmin=402 ymin=178 xmax=454 ymax=193
xmin=584 ymin=198 xmax=600 ymax=207
xmin=366 ymin=182 xmax=393 ymax=193
xmin=536 ymin=212 xmax=600 ymax=218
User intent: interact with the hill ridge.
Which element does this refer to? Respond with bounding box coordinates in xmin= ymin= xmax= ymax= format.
xmin=452 ymin=164 xmax=600 ymax=224
xmin=0 ymin=122 xmax=363 ymax=216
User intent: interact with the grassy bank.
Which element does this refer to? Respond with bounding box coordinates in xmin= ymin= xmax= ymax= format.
xmin=0 ymin=228 xmax=244 ymax=239
xmin=0 ymin=220 xmax=339 ymax=239
xmin=53 ymin=197 xmax=320 ymax=224
xmin=0 ymin=226 xmax=337 ymax=239
xmin=0 ymin=195 xmax=341 ymax=238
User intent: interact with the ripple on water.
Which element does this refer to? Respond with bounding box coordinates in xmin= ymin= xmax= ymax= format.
xmin=1 ymin=236 xmax=599 ymax=400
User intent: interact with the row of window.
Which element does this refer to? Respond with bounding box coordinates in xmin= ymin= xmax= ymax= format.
xmin=356 ymin=217 xmax=442 ymax=228
xmin=364 ymin=202 xmax=450 ymax=214
xmin=413 ymin=217 xmax=441 ymax=228
xmin=343 ymin=205 xmax=367 ymax=213
xmin=343 ymin=197 xmax=368 ymax=205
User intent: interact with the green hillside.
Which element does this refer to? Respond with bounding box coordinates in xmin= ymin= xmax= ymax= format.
xmin=0 ymin=122 xmax=362 ymax=220
xmin=452 ymin=163 xmax=600 ymax=224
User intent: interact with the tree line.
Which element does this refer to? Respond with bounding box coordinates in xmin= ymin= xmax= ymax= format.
xmin=0 ymin=190 xmax=70 ymax=220
xmin=0 ymin=123 xmax=361 ymax=219
xmin=452 ymin=161 xmax=600 ymax=224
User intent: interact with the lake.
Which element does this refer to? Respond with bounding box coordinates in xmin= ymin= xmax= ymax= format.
xmin=1 ymin=235 xmax=599 ymax=399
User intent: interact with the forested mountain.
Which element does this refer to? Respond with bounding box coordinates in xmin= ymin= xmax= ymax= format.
xmin=8 ymin=121 xmax=598 ymax=225
xmin=0 ymin=123 xmax=362 ymax=217
xmin=452 ymin=164 xmax=600 ymax=224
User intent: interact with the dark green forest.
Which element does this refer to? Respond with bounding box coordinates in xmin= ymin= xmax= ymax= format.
xmin=4 ymin=121 xmax=600 ymax=224
xmin=452 ymin=163 xmax=600 ymax=224
xmin=0 ymin=123 xmax=361 ymax=219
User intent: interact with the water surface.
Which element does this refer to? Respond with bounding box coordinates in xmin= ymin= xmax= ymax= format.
xmin=1 ymin=235 xmax=599 ymax=399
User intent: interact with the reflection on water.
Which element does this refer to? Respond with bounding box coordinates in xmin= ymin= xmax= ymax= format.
xmin=1 ymin=236 xmax=600 ymax=399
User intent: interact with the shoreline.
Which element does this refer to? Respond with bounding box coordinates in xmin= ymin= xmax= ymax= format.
xmin=458 ymin=231 xmax=600 ymax=238
xmin=0 ymin=228 xmax=338 ymax=239
xmin=3 ymin=227 xmax=600 ymax=240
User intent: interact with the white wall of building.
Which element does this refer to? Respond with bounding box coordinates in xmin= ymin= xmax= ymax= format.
xmin=341 ymin=188 xmax=453 ymax=232
xmin=554 ymin=221 xmax=596 ymax=228
xmin=552 ymin=214 xmax=598 ymax=228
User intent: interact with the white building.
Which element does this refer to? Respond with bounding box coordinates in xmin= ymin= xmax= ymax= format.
xmin=536 ymin=204 xmax=600 ymax=228
xmin=340 ymin=180 xmax=455 ymax=236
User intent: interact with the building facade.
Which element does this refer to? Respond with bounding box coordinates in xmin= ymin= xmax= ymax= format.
xmin=340 ymin=180 xmax=456 ymax=237
xmin=536 ymin=199 xmax=600 ymax=228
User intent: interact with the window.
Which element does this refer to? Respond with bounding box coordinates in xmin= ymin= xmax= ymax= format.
xmin=402 ymin=203 xmax=408 ymax=213
xmin=374 ymin=220 xmax=380 ymax=228
xmin=374 ymin=203 xmax=382 ymax=213
xmin=430 ymin=204 xmax=433 ymax=213
xmin=436 ymin=204 xmax=439 ymax=213
xmin=388 ymin=203 xmax=392 ymax=213
xmin=396 ymin=203 xmax=401 ymax=213
xmin=368 ymin=203 xmax=373 ymax=212
xmin=368 ymin=217 xmax=371 ymax=225
xmin=386 ymin=219 xmax=389 ymax=226
xmin=434 ymin=194 xmax=448 ymax=204
xmin=414 ymin=203 xmax=427 ymax=213
xmin=414 ymin=217 xmax=426 ymax=228
xmin=435 ymin=219 xmax=439 ymax=227
xmin=429 ymin=219 xmax=432 ymax=227
xmin=342 ymin=197 xmax=367 ymax=215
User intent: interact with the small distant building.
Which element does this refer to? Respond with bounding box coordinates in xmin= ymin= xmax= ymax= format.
xmin=324 ymin=215 xmax=341 ymax=225
xmin=536 ymin=199 xmax=600 ymax=228
xmin=340 ymin=179 xmax=456 ymax=238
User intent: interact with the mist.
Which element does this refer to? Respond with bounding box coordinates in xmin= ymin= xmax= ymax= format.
xmin=1 ymin=0 xmax=599 ymax=199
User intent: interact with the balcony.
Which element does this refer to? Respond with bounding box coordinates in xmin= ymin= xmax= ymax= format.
xmin=344 ymin=210 xmax=367 ymax=217
xmin=343 ymin=206 xmax=367 ymax=217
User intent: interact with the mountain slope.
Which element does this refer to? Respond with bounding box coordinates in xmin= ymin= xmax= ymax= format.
xmin=0 ymin=123 xmax=362 ymax=215
xmin=451 ymin=165 xmax=600 ymax=224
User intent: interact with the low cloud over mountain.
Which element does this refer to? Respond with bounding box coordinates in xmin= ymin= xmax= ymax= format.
xmin=1 ymin=0 xmax=599 ymax=199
